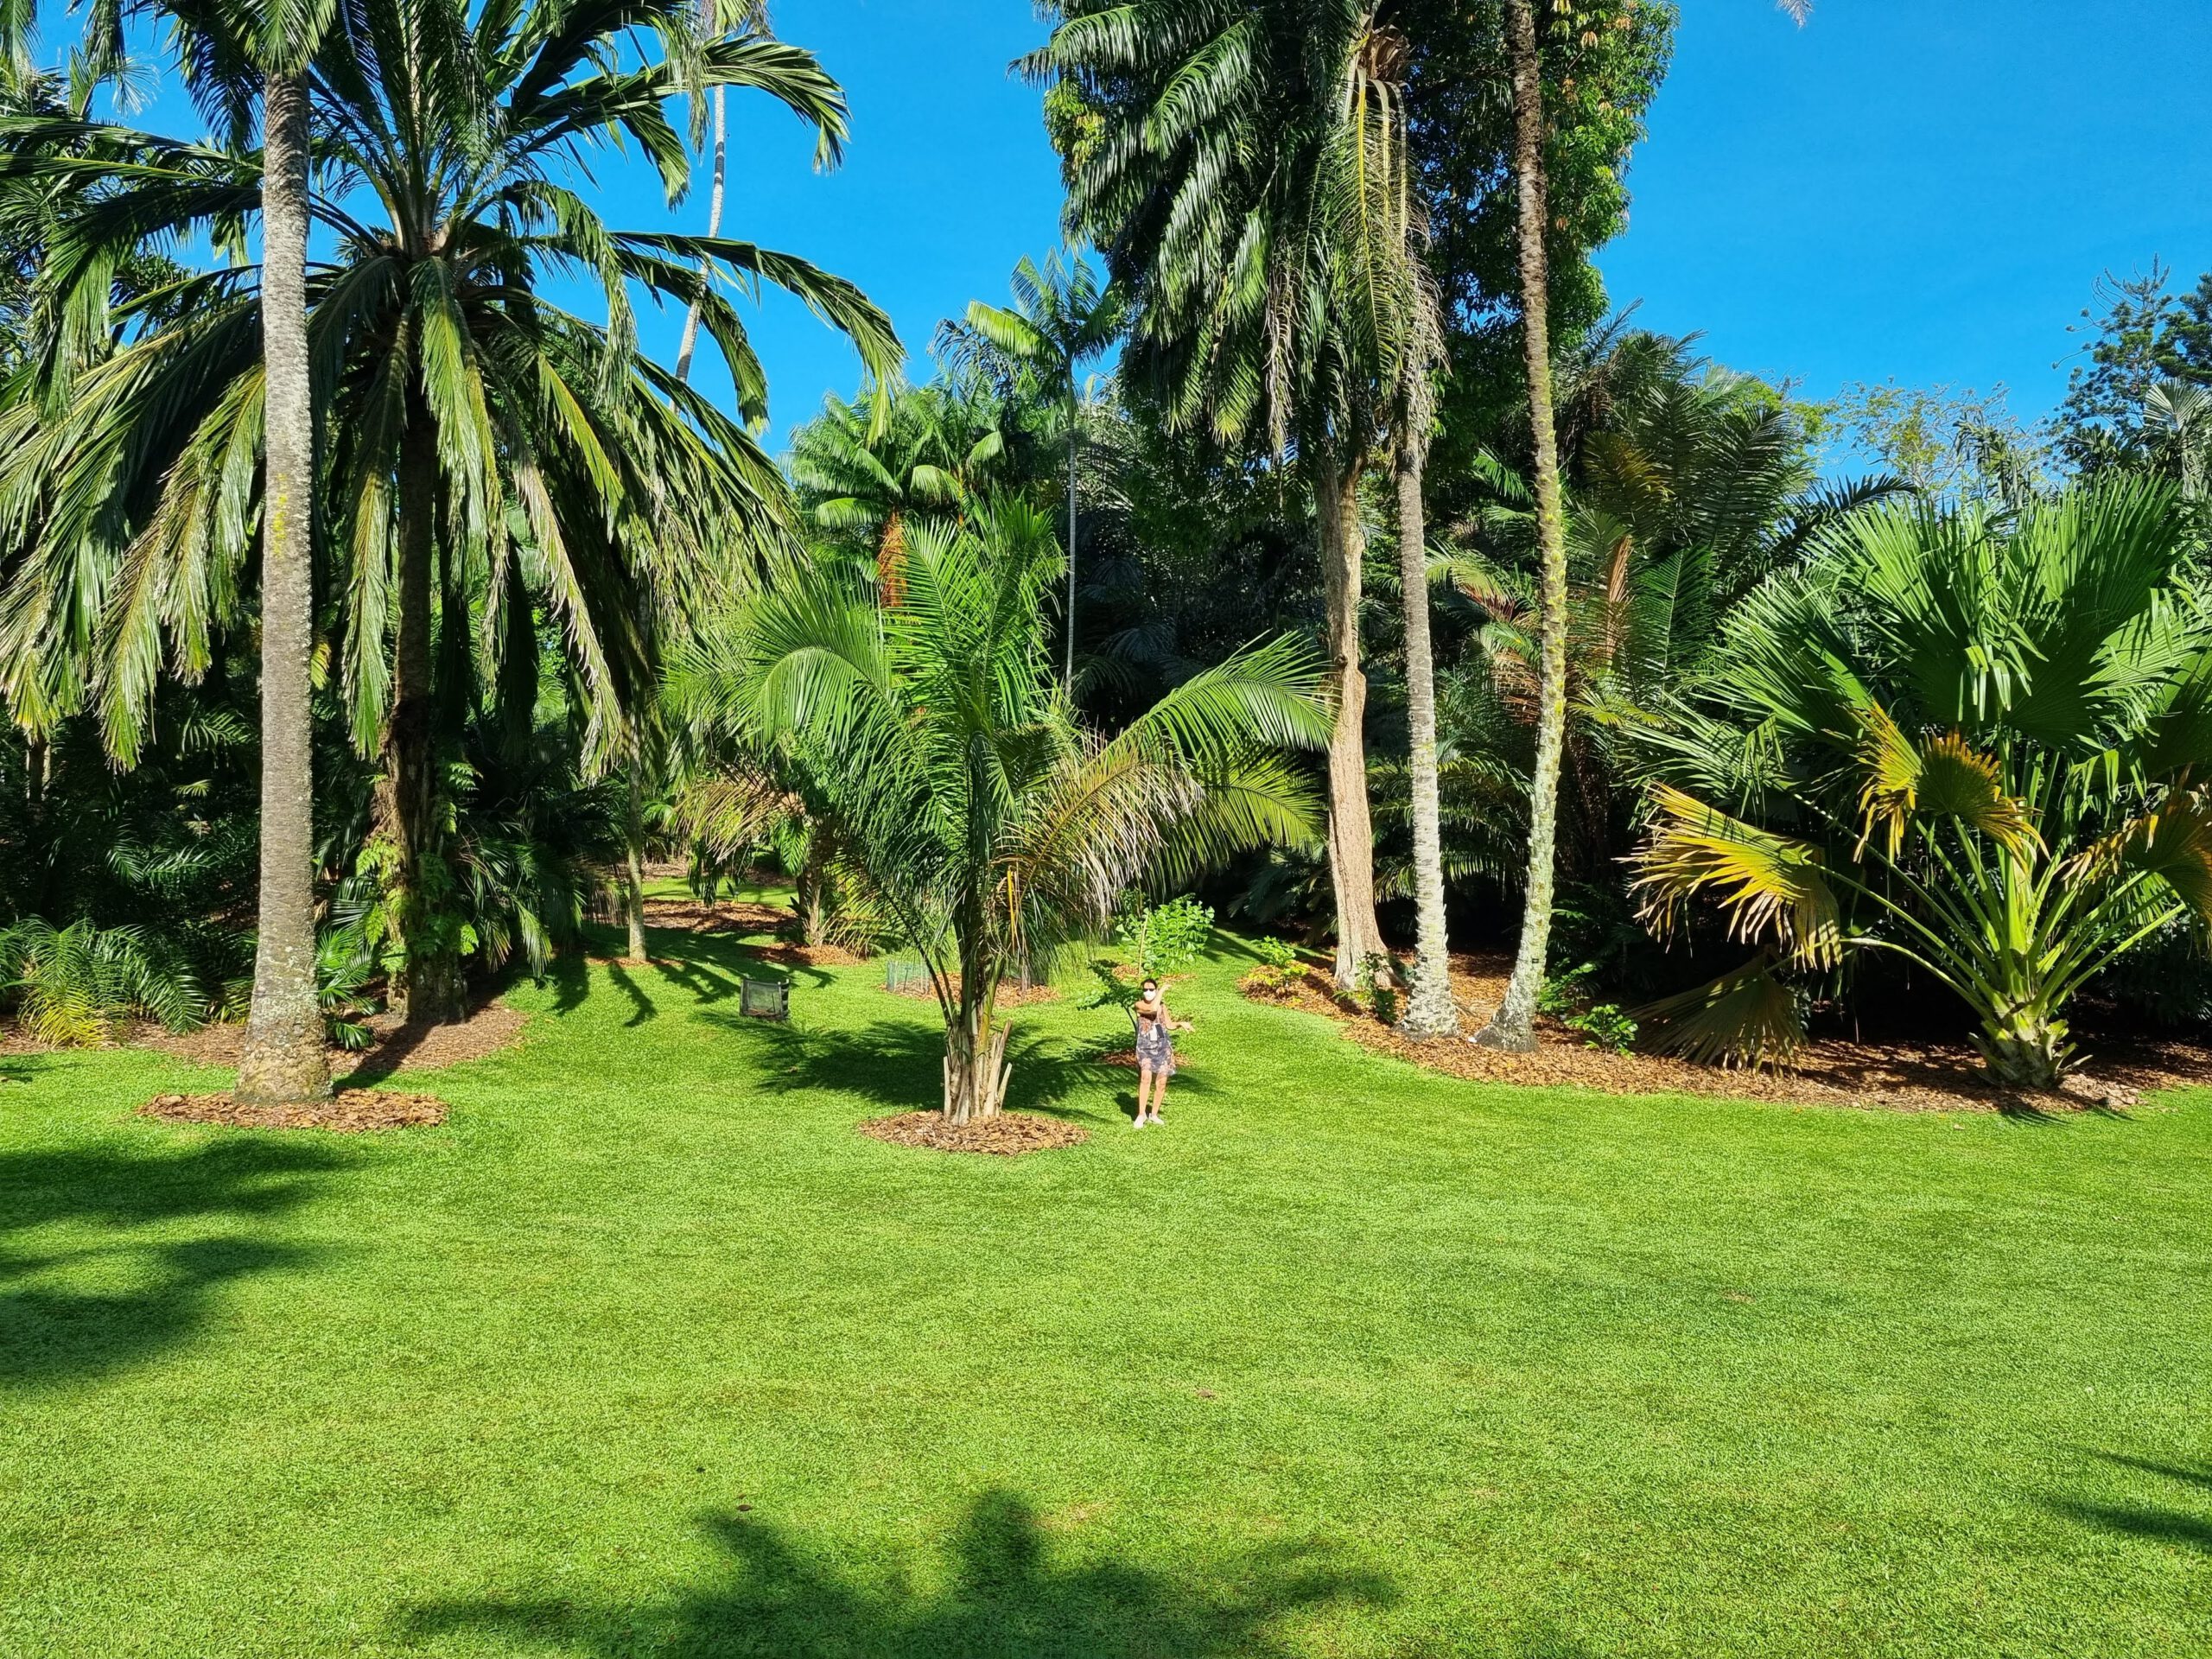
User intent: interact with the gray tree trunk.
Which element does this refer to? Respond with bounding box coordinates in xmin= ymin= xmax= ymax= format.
xmin=235 ymin=73 xmax=333 ymax=1108
xmin=1065 ymin=422 xmax=1078 ymax=693
xmin=1315 ymin=450 xmax=1387 ymax=991
xmin=674 ymin=83 xmax=726 ymax=385
xmin=1477 ymin=0 xmax=1572 ymax=1053
xmin=1395 ymin=436 xmax=1457 ymax=1038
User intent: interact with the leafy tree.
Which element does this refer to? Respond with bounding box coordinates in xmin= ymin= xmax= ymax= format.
xmin=1632 ymin=480 xmax=2212 ymax=1088
xmin=671 ymin=503 xmax=1330 ymax=1124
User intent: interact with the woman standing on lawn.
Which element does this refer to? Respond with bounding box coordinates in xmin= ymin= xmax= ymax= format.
xmin=1133 ymin=978 xmax=1179 ymax=1127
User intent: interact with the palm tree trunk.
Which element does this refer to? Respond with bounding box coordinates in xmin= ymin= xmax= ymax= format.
xmin=1065 ymin=420 xmax=1079 ymax=693
xmin=1477 ymin=0 xmax=1571 ymax=1053
xmin=943 ymin=979 xmax=1011 ymax=1126
xmin=674 ymin=83 xmax=727 ymax=385
xmin=379 ymin=401 xmax=462 ymax=1026
xmin=1315 ymin=448 xmax=1386 ymax=991
xmin=236 ymin=73 xmax=333 ymax=1109
xmin=1395 ymin=436 xmax=1457 ymax=1038
xmin=623 ymin=764 xmax=650 ymax=964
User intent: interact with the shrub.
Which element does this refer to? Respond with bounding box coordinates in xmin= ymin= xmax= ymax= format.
xmin=1116 ymin=895 xmax=1217 ymax=977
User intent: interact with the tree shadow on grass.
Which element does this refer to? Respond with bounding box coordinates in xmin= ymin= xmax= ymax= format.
xmin=2044 ymin=1451 xmax=2212 ymax=1554
xmin=406 ymin=1490 xmax=1388 ymax=1659
xmin=0 ymin=1138 xmax=341 ymax=1386
xmin=698 ymin=1014 xmax=1213 ymax=1126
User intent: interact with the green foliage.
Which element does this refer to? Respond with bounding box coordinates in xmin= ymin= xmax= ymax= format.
xmin=0 ymin=918 xmax=214 ymax=1046
xmin=1356 ymin=951 xmax=1401 ymax=1026
xmin=1564 ymin=1001 xmax=1637 ymax=1053
xmin=1632 ymin=479 xmax=2212 ymax=1085
xmin=1114 ymin=895 xmax=1216 ymax=977
xmin=670 ymin=503 xmax=1331 ymax=1067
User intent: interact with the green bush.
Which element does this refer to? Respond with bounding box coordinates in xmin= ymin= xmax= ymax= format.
xmin=1115 ymin=895 xmax=1216 ymax=976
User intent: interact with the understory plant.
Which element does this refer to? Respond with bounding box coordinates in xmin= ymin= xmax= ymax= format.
xmin=1114 ymin=895 xmax=1215 ymax=977
xmin=1632 ymin=479 xmax=2212 ymax=1086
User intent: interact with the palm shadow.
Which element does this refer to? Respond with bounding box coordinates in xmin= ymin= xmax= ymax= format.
xmin=406 ymin=1490 xmax=1389 ymax=1658
xmin=701 ymin=1014 xmax=1198 ymax=1123
xmin=2044 ymin=1450 xmax=2212 ymax=1554
xmin=0 ymin=1139 xmax=341 ymax=1386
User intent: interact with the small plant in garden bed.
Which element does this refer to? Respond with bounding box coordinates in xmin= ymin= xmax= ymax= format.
xmin=1241 ymin=936 xmax=1313 ymax=995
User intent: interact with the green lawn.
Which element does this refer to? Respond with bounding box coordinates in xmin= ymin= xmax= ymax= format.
xmin=3 ymin=904 xmax=2209 ymax=1658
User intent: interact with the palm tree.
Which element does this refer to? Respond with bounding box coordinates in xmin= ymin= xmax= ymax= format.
xmin=1632 ymin=480 xmax=2211 ymax=1089
xmin=1477 ymin=0 xmax=1812 ymax=1049
xmin=0 ymin=3 xmax=340 ymax=1101
xmin=938 ymin=248 xmax=1127 ymax=690
xmin=0 ymin=0 xmax=900 ymax=1024
xmin=671 ymin=503 xmax=1331 ymax=1123
xmin=1033 ymin=0 xmax=1402 ymax=991
xmin=787 ymin=382 xmax=1003 ymax=600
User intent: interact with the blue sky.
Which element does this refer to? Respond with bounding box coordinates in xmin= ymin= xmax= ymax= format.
xmin=104 ymin=1 xmax=2212 ymax=449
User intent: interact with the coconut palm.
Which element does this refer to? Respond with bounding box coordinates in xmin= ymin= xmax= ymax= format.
xmin=1631 ymin=479 xmax=2212 ymax=1088
xmin=938 ymin=248 xmax=1127 ymax=690
xmin=1034 ymin=0 xmax=1417 ymax=991
xmin=0 ymin=0 xmax=899 ymax=1023
xmin=671 ymin=502 xmax=1332 ymax=1123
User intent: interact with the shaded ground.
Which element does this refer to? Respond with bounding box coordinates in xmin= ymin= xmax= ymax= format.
xmin=1250 ymin=953 xmax=2207 ymax=1113
xmin=137 ymin=1001 xmax=530 ymax=1077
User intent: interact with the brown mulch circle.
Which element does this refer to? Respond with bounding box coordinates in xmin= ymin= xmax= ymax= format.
xmin=1244 ymin=953 xmax=2207 ymax=1115
xmin=859 ymin=1109 xmax=1090 ymax=1156
xmin=884 ymin=976 xmax=1062 ymax=1007
xmin=138 ymin=1090 xmax=448 ymax=1133
xmin=137 ymin=1002 xmax=528 ymax=1074
xmin=749 ymin=940 xmax=868 ymax=969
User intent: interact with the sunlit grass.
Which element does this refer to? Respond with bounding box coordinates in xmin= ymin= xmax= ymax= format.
xmin=3 ymin=906 xmax=2209 ymax=1656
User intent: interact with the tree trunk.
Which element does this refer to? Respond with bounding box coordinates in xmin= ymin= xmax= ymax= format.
xmin=1476 ymin=0 xmax=1572 ymax=1054
xmin=378 ymin=398 xmax=462 ymax=1026
xmin=1065 ymin=422 xmax=1079 ymax=693
xmin=235 ymin=72 xmax=333 ymax=1109
xmin=942 ymin=1000 xmax=1012 ymax=1127
xmin=674 ymin=83 xmax=727 ymax=386
xmin=1315 ymin=450 xmax=1386 ymax=992
xmin=1975 ymin=988 xmax=2069 ymax=1090
xmin=623 ymin=764 xmax=650 ymax=964
xmin=1395 ymin=437 xmax=1457 ymax=1038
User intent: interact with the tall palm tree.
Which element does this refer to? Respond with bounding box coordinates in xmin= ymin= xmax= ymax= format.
xmin=1034 ymin=0 xmax=1399 ymax=991
xmin=0 ymin=2 xmax=340 ymax=1099
xmin=938 ymin=248 xmax=1127 ymax=690
xmin=0 ymin=0 xmax=900 ymax=1024
xmin=1477 ymin=0 xmax=1813 ymax=1049
xmin=671 ymin=502 xmax=1331 ymax=1123
xmin=1471 ymin=0 xmax=1569 ymax=1052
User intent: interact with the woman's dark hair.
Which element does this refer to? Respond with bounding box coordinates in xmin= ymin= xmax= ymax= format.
xmin=1141 ymin=978 xmax=1159 ymax=992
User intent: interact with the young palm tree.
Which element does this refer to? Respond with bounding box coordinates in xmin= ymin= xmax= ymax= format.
xmin=938 ymin=248 xmax=1127 ymax=690
xmin=0 ymin=0 xmax=899 ymax=1024
xmin=1034 ymin=0 xmax=1402 ymax=991
xmin=671 ymin=504 xmax=1332 ymax=1123
xmin=1633 ymin=480 xmax=2212 ymax=1088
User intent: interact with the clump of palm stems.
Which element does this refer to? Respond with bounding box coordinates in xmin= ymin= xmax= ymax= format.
xmin=1631 ymin=478 xmax=2212 ymax=1087
xmin=671 ymin=502 xmax=1332 ymax=1124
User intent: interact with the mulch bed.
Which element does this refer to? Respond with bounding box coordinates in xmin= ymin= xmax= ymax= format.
xmin=138 ymin=1002 xmax=528 ymax=1074
xmin=1245 ymin=953 xmax=2207 ymax=1114
xmin=884 ymin=976 xmax=1062 ymax=1007
xmin=639 ymin=898 xmax=794 ymax=937
xmin=138 ymin=1090 xmax=448 ymax=1133
xmin=859 ymin=1109 xmax=1090 ymax=1156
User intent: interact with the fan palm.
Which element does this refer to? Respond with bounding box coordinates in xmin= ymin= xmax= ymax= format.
xmin=1631 ymin=479 xmax=2212 ymax=1088
xmin=0 ymin=0 xmax=899 ymax=1023
xmin=671 ymin=503 xmax=1332 ymax=1124
xmin=938 ymin=247 xmax=1127 ymax=690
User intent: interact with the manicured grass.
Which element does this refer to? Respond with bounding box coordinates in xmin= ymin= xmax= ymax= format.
xmin=3 ymin=903 xmax=2210 ymax=1657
